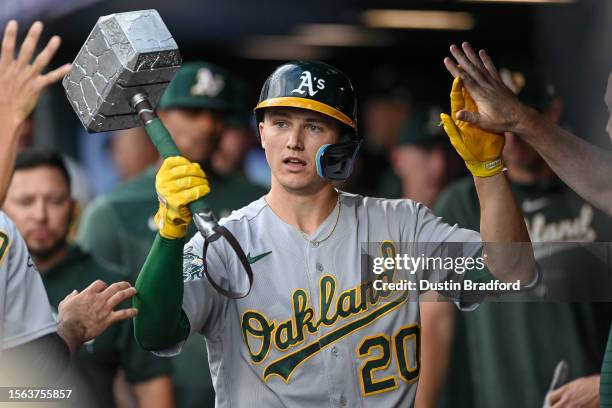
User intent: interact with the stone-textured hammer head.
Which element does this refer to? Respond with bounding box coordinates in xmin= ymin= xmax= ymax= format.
xmin=63 ymin=9 xmax=181 ymax=132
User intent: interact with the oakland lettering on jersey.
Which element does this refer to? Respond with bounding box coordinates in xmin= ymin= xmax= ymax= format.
xmin=241 ymin=241 xmax=407 ymax=382
xmin=526 ymin=204 xmax=596 ymax=242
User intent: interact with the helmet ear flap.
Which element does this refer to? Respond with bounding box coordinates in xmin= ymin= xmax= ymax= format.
xmin=316 ymin=140 xmax=362 ymax=181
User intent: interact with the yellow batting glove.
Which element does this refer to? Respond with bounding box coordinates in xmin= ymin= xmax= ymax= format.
xmin=440 ymin=77 xmax=505 ymax=177
xmin=155 ymin=156 xmax=210 ymax=239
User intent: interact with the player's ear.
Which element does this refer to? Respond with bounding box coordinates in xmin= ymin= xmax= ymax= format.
xmin=259 ymin=121 xmax=266 ymax=149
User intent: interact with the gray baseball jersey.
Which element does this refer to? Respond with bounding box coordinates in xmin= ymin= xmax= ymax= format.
xmin=0 ymin=211 xmax=57 ymax=352
xmin=167 ymin=192 xmax=481 ymax=407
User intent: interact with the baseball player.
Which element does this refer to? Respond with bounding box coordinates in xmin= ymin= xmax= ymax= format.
xmin=133 ymin=61 xmax=535 ymax=407
xmin=0 ymin=19 xmax=138 ymax=385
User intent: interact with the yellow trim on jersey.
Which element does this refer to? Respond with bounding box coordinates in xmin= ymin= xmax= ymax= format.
xmin=255 ymin=97 xmax=355 ymax=129
xmin=0 ymin=231 xmax=11 ymax=265
xmin=393 ymin=323 xmax=421 ymax=385
xmin=241 ymin=309 xmax=276 ymax=365
xmin=272 ymin=288 xmax=317 ymax=353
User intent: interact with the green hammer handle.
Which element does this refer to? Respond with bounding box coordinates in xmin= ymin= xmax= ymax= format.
xmin=131 ymin=95 xmax=253 ymax=298
xmin=132 ymin=94 xmax=208 ymax=214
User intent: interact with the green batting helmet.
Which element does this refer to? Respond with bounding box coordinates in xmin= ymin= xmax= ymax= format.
xmin=254 ymin=61 xmax=361 ymax=181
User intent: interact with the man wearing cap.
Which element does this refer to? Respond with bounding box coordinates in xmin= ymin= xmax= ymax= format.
xmin=432 ymin=63 xmax=612 ymax=408
xmin=381 ymin=107 xmax=451 ymax=206
xmin=341 ymin=73 xmax=412 ymax=196
xmin=211 ymin=77 xmax=260 ymax=178
xmin=77 ymin=62 xmax=266 ymax=407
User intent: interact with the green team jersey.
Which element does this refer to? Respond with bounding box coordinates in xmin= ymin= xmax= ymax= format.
xmin=433 ymin=175 xmax=612 ymax=408
xmin=41 ymin=245 xmax=172 ymax=408
xmin=76 ymin=166 xmax=266 ymax=408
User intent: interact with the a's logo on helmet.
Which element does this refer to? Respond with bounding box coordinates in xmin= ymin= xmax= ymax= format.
xmin=291 ymin=71 xmax=326 ymax=97
xmin=191 ymin=68 xmax=225 ymax=97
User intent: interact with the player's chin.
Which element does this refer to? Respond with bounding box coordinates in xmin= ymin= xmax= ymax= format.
xmin=24 ymin=235 xmax=52 ymax=249
xmin=28 ymin=243 xmax=59 ymax=260
xmin=278 ymin=174 xmax=319 ymax=192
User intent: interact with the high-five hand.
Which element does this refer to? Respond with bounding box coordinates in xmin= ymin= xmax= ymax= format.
xmin=0 ymin=20 xmax=71 ymax=205
xmin=443 ymin=42 xmax=528 ymax=134
xmin=0 ymin=20 xmax=71 ymax=126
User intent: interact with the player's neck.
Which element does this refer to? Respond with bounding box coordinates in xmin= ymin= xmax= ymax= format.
xmin=34 ymin=245 xmax=69 ymax=274
xmin=401 ymin=181 xmax=438 ymax=207
xmin=266 ymin=183 xmax=338 ymax=235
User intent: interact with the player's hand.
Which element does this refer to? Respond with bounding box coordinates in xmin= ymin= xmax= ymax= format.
xmin=546 ymin=375 xmax=599 ymax=408
xmin=440 ymin=76 xmax=505 ymax=177
xmin=58 ymin=280 xmax=138 ymax=349
xmin=155 ymin=156 xmax=210 ymax=239
xmin=443 ymin=42 xmax=529 ymax=134
xmin=0 ymin=20 xmax=71 ymax=128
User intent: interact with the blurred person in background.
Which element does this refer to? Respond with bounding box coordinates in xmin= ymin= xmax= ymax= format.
xmin=342 ymin=68 xmax=411 ymax=195
xmin=382 ymin=106 xmax=451 ymax=205
xmin=3 ymin=148 xmax=173 ymax=408
xmin=15 ymin=115 xmax=94 ymax=212
xmin=431 ymin=60 xmax=612 ymax=408
xmin=211 ymin=77 xmax=260 ymax=178
xmin=77 ymin=62 xmax=266 ymax=408
xmin=211 ymin=122 xmax=255 ymax=176
xmin=110 ymin=127 xmax=160 ymax=183
xmin=211 ymin=77 xmax=271 ymax=188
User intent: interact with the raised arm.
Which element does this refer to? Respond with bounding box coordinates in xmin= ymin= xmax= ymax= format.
xmin=0 ymin=20 xmax=70 ymax=205
xmin=440 ymin=76 xmax=534 ymax=284
xmin=133 ymin=156 xmax=209 ymax=350
xmin=510 ymin=108 xmax=612 ymax=216
xmin=473 ymin=172 xmax=534 ymax=283
xmin=444 ymin=42 xmax=612 ymax=216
